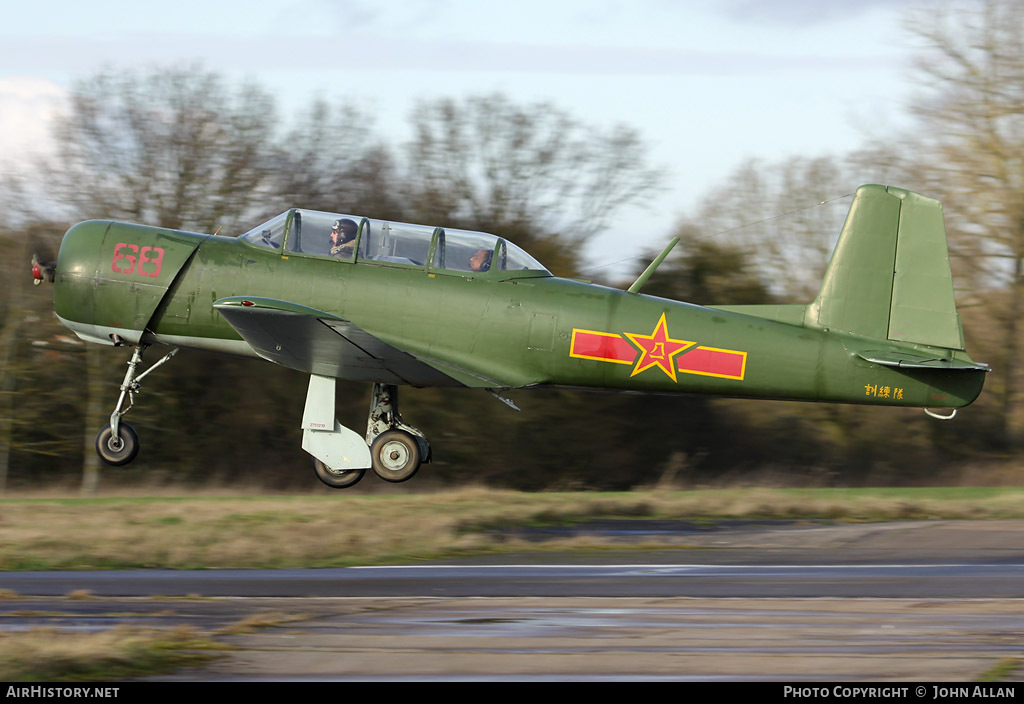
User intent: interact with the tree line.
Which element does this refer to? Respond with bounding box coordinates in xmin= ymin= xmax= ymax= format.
xmin=1 ymin=1 xmax=1021 ymax=492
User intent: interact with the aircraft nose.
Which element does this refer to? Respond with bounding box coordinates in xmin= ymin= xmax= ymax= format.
xmin=56 ymin=220 xmax=108 ymax=281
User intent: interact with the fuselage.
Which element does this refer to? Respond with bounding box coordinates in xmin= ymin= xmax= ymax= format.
xmin=54 ymin=219 xmax=987 ymax=409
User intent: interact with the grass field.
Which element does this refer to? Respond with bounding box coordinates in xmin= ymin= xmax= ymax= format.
xmin=0 ymin=627 xmax=221 ymax=682
xmin=2 ymin=486 xmax=1024 ymax=571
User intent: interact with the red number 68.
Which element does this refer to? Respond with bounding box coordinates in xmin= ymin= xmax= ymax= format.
xmin=111 ymin=243 xmax=164 ymax=277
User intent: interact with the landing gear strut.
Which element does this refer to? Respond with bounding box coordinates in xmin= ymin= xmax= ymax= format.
xmin=303 ymin=377 xmax=430 ymax=489
xmin=366 ymin=384 xmax=429 ymax=483
xmin=95 ymin=344 xmax=178 ymax=466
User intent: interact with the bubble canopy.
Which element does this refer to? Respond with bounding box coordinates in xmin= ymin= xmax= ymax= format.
xmin=239 ymin=209 xmax=550 ymax=278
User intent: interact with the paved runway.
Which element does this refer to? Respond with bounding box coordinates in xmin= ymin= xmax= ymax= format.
xmin=4 ymin=559 xmax=1024 ymax=598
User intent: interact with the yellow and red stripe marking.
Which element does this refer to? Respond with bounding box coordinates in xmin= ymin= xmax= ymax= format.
xmin=570 ymin=329 xmax=637 ymax=364
xmin=677 ymin=346 xmax=747 ymax=380
xmin=570 ymin=327 xmax=747 ymax=381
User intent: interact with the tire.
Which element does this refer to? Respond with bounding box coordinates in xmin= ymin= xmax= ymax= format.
xmin=95 ymin=423 xmax=140 ymax=466
xmin=313 ymin=459 xmax=366 ymax=489
xmin=370 ymin=430 xmax=421 ymax=483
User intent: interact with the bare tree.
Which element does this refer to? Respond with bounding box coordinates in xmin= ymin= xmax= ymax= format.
xmin=404 ymin=94 xmax=664 ymax=274
xmin=41 ymin=66 xmax=279 ymax=235
xmin=674 ymin=156 xmax=856 ymax=300
xmin=903 ymin=0 xmax=1024 ymax=446
xmin=273 ymin=99 xmax=402 ymax=219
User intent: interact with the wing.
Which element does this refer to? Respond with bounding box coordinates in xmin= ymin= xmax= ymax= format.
xmin=213 ymin=296 xmax=498 ymax=387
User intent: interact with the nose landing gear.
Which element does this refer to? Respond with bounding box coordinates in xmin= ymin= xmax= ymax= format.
xmin=95 ymin=344 xmax=178 ymax=466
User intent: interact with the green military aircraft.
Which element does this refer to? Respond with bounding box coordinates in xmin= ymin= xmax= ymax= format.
xmin=45 ymin=184 xmax=987 ymax=488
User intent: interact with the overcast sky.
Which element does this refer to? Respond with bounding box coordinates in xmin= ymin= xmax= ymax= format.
xmin=0 ymin=0 xmax=925 ymax=272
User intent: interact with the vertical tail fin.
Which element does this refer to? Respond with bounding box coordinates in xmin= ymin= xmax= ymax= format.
xmin=809 ymin=184 xmax=964 ymax=350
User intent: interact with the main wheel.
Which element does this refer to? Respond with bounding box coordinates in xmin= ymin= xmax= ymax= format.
xmin=312 ymin=459 xmax=366 ymax=489
xmin=370 ymin=430 xmax=422 ymax=483
xmin=95 ymin=423 xmax=140 ymax=466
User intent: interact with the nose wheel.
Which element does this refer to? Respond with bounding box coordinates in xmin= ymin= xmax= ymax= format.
xmin=95 ymin=423 xmax=139 ymax=466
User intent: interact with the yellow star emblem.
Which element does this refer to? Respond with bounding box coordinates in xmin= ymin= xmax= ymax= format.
xmin=624 ymin=313 xmax=694 ymax=382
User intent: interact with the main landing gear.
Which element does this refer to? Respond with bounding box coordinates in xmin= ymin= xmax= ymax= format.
xmin=302 ymin=376 xmax=430 ymax=489
xmin=95 ymin=344 xmax=178 ymax=466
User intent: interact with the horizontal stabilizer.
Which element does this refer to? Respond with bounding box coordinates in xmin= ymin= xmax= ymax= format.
xmin=857 ymin=350 xmax=989 ymax=371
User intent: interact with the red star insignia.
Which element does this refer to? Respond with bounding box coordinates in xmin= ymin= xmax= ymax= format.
xmin=624 ymin=313 xmax=694 ymax=382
